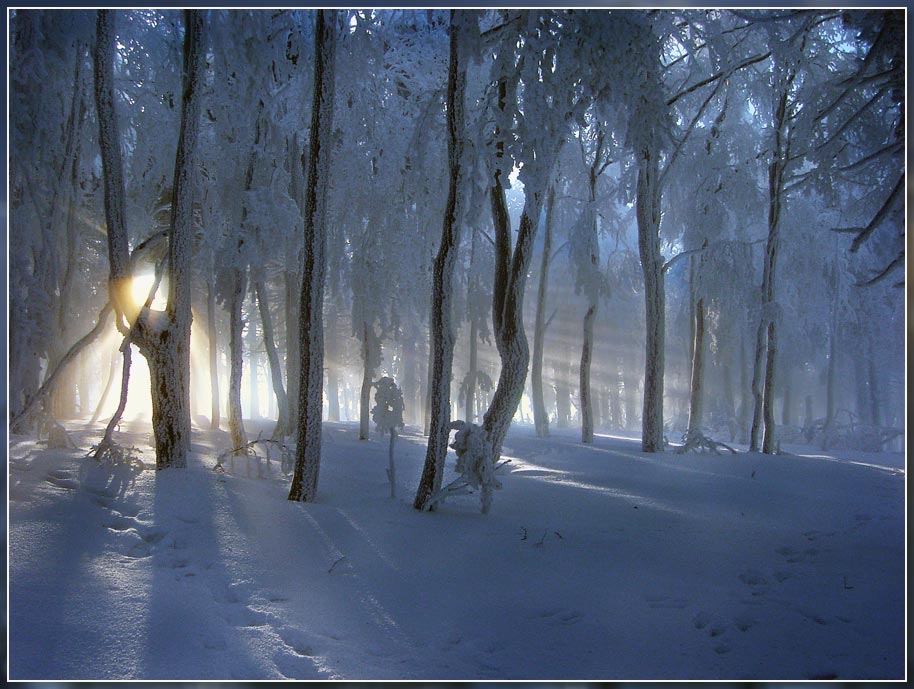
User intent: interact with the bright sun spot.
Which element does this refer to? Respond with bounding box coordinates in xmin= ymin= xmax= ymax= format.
xmin=130 ymin=272 xmax=167 ymax=311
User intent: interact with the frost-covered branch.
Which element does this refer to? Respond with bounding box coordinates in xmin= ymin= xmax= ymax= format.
xmin=831 ymin=175 xmax=903 ymax=253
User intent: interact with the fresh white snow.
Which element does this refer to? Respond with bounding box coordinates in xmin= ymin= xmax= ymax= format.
xmin=7 ymin=417 xmax=905 ymax=680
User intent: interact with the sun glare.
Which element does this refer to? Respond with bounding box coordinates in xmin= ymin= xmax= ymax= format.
xmin=130 ymin=272 xmax=167 ymax=311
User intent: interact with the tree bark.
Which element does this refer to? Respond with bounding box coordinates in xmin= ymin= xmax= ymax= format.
xmin=636 ymin=144 xmax=666 ymax=452
xmin=580 ymin=304 xmax=596 ymax=443
xmin=94 ymin=9 xmax=204 ymax=469
xmin=255 ymin=279 xmax=291 ymax=437
xmin=289 ymin=8 xmax=336 ymax=502
xmin=228 ymin=267 xmax=247 ymax=453
xmin=750 ymin=86 xmax=789 ymax=454
xmin=359 ymin=322 xmax=380 ymax=440
xmin=414 ymin=9 xmax=467 ymax=511
xmin=685 ymin=296 xmax=706 ymax=442
xmin=531 ymin=186 xmax=555 ymax=438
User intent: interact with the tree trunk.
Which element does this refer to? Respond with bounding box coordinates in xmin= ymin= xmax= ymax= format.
xmin=685 ymin=296 xmax=706 ymax=442
xmin=636 ymin=144 xmax=665 ymax=452
xmin=289 ymin=8 xmax=336 ymax=502
xmin=413 ymin=10 xmax=467 ymax=511
xmin=750 ymin=86 xmax=788 ymax=454
xmin=207 ymin=280 xmax=221 ymax=430
xmin=94 ymin=9 xmax=204 ymax=469
xmin=555 ymin=360 xmax=571 ymax=428
xmin=359 ymin=321 xmax=379 ymax=440
xmin=247 ymin=315 xmax=260 ymax=419
xmin=531 ymin=186 xmax=555 ymax=438
xmin=228 ymin=268 xmax=247 ymax=453
xmin=580 ymin=304 xmax=596 ymax=444
xmin=255 ymin=278 xmax=291 ymax=437
xmin=284 ymin=269 xmax=301 ymax=433
xmin=761 ymin=320 xmax=778 ymax=454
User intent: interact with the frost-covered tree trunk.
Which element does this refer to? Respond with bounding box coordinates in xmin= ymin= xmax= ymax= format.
xmin=358 ymin=322 xmax=380 ymax=440
xmin=289 ymin=8 xmax=336 ymax=502
xmin=636 ymin=144 xmax=665 ymax=453
xmin=284 ymin=269 xmax=301 ymax=432
xmin=227 ymin=268 xmax=247 ymax=453
xmin=206 ymin=280 xmax=221 ymax=430
xmin=531 ymin=186 xmax=555 ymax=438
xmin=580 ymin=304 xmax=596 ymax=444
xmin=246 ymin=311 xmax=260 ymax=419
xmin=684 ymin=296 xmax=706 ymax=442
xmin=254 ymin=278 xmax=291 ymax=437
xmin=750 ymin=86 xmax=788 ymax=454
xmin=413 ymin=9 xmax=468 ymax=511
xmin=94 ymin=9 xmax=204 ymax=469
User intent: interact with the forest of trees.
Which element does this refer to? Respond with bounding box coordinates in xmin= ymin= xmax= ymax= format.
xmin=8 ymin=9 xmax=905 ymax=505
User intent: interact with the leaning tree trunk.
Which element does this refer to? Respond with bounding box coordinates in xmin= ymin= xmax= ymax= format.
xmin=636 ymin=144 xmax=666 ymax=453
xmin=255 ymin=278 xmax=291 ymax=437
xmin=531 ymin=186 xmax=555 ymax=438
xmin=413 ymin=9 xmax=467 ymax=511
xmin=289 ymin=8 xmax=336 ymax=502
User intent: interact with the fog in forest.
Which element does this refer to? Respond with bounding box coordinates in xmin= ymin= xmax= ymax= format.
xmin=9 ymin=8 xmax=903 ymax=461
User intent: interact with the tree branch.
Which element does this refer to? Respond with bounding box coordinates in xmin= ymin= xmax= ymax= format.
xmin=666 ymin=50 xmax=771 ymax=107
xmin=832 ymin=175 xmax=903 ymax=253
xmin=662 ymin=239 xmax=708 ymax=275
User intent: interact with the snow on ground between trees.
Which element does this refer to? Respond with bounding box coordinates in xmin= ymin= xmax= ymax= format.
xmin=8 ymin=418 xmax=904 ymax=680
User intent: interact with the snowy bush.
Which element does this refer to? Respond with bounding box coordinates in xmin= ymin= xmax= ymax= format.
xmin=371 ymin=377 xmax=404 ymax=498
xmin=428 ymin=420 xmax=509 ymax=514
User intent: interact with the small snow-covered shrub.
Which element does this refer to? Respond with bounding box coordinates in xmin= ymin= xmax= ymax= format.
xmin=371 ymin=377 xmax=404 ymax=498
xmin=428 ymin=420 xmax=509 ymax=514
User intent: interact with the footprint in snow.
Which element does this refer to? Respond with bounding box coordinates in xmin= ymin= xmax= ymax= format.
xmin=692 ymin=611 xmax=712 ymax=630
xmin=734 ymin=614 xmax=756 ymax=632
xmin=537 ymin=608 xmax=583 ymax=625
xmin=44 ymin=475 xmax=79 ymax=490
xmin=644 ymin=594 xmax=688 ymax=609
xmin=738 ymin=569 xmax=769 ymax=595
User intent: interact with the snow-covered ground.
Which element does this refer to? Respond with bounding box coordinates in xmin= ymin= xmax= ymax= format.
xmin=7 ymin=418 xmax=905 ymax=680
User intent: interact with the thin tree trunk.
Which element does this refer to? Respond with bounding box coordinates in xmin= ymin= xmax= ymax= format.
xmin=531 ymin=186 xmax=555 ymax=438
xmin=359 ymin=322 xmax=378 ymax=440
xmin=413 ymin=10 xmax=467 ymax=511
xmin=289 ymin=8 xmax=336 ymax=502
xmin=255 ymin=279 xmax=291 ymax=437
xmin=93 ymin=341 xmax=132 ymax=458
xmin=580 ymin=305 xmax=596 ymax=444
xmin=685 ymin=296 xmax=706 ymax=442
xmin=750 ymin=86 xmax=789 ymax=454
xmin=761 ymin=320 xmax=778 ymax=454
xmin=285 ymin=269 xmax=301 ymax=433
xmin=228 ymin=268 xmax=247 ymax=453
xmin=636 ymin=144 xmax=665 ymax=452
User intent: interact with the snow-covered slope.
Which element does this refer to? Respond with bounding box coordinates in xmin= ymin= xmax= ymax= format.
xmin=7 ymin=419 xmax=905 ymax=680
